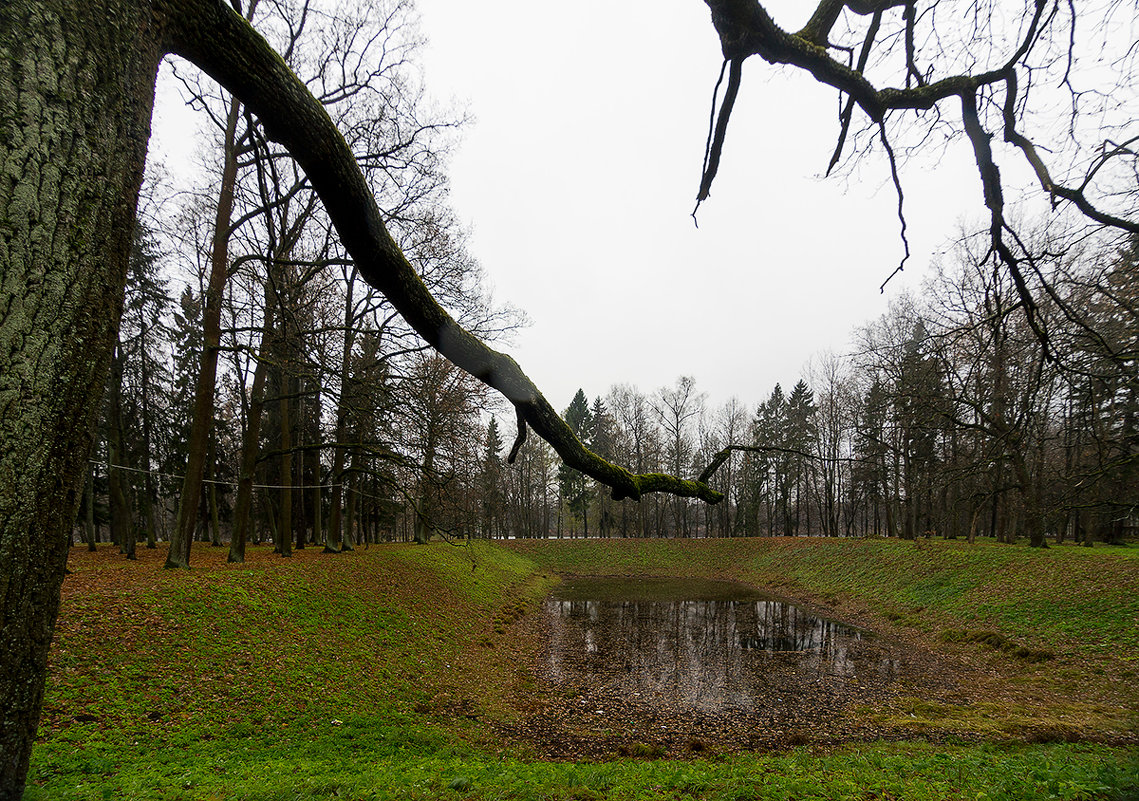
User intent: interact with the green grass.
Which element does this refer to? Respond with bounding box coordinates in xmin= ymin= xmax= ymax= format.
xmin=26 ymin=538 xmax=1139 ymax=800
xmin=27 ymin=738 xmax=1139 ymax=800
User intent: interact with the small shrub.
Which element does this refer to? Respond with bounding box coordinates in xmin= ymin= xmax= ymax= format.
xmin=617 ymin=741 xmax=665 ymax=759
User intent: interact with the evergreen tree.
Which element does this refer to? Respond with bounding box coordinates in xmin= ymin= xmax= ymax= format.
xmin=895 ymin=322 xmax=945 ymax=539
xmin=756 ymin=384 xmax=788 ymax=535
xmin=169 ymin=287 xmax=204 ymax=479
xmin=589 ymin=396 xmax=616 ymax=537
xmin=852 ymin=378 xmax=890 ymax=537
xmin=106 ymin=225 xmax=176 ymax=549
xmin=557 ymin=389 xmax=593 ymax=536
xmin=786 ymin=379 xmax=817 ymax=535
xmin=480 ymin=417 xmax=505 ymax=538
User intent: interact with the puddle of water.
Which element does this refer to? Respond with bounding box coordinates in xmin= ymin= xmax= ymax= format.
xmin=545 ymin=577 xmax=899 ymax=714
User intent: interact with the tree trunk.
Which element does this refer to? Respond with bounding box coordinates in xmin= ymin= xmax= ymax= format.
xmin=207 ymin=434 xmax=222 ymax=547
xmin=84 ymin=468 xmax=98 ymax=552
xmin=294 ymin=389 xmax=306 ymax=552
xmin=228 ymin=344 xmax=270 ymax=561
xmin=165 ymin=90 xmax=243 ymax=569
xmin=279 ymin=389 xmax=293 ymax=558
xmin=313 ymin=476 xmax=323 ymax=549
xmin=415 ymin=428 xmax=436 ymax=545
xmin=344 ymin=457 xmax=358 ymax=549
xmin=1011 ymin=454 xmax=1048 ymax=549
xmin=229 ymin=271 xmax=277 ymax=562
xmin=140 ymin=320 xmax=159 ymax=548
xmin=0 ymin=1 xmax=159 ymax=792
xmin=107 ymin=348 xmax=136 ymax=560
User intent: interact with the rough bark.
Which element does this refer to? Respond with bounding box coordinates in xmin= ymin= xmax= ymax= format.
xmin=0 ymin=1 xmax=160 ymax=794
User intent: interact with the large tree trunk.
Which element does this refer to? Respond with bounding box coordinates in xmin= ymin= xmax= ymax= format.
xmin=0 ymin=1 xmax=160 ymax=793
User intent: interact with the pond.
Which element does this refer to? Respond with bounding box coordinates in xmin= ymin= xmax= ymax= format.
xmin=510 ymin=576 xmax=942 ymax=756
xmin=545 ymin=577 xmax=896 ymax=714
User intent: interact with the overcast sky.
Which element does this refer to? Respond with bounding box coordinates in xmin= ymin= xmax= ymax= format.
xmin=411 ymin=0 xmax=985 ymax=412
xmin=150 ymin=0 xmax=1028 ymax=415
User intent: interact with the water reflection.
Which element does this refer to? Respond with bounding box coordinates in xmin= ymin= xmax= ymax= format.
xmin=545 ymin=577 xmax=895 ymax=714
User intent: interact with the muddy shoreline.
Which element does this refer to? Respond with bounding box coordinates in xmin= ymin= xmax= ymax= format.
xmin=491 ymin=573 xmax=1130 ymax=760
xmin=496 ymin=576 xmax=973 ymax=759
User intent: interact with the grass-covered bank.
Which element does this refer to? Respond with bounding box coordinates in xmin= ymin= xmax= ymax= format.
xmin=506 ymin=537 xmax=1139 ymax=742
xmin=26 ymin=539 xmax=1139 ymax=800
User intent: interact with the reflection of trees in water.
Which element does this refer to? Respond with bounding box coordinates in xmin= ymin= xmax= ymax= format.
xmin=546 ymin=597 xmax=893 ymax=713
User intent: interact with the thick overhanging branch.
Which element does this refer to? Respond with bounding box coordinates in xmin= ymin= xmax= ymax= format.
xmin=703 ymin=0 xmax=1046 ymax=116
xmin=162 ymin=0 xmax=723 ymax=505
xmin=697 ymin=0 xmax=1137 ymax=228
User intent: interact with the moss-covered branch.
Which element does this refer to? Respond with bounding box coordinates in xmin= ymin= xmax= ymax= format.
xmin=162 ymin=0 xmax=722 ymax=505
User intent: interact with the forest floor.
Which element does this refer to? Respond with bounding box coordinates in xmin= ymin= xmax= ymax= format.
xmin=25 ymin=537 xmax=1139 ymax=800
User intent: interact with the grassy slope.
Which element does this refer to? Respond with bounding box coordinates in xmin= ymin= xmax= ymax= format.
xmin=26 ymin=539 xmax=1139 ymax=800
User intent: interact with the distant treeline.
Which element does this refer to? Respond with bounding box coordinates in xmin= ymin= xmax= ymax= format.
xmin=85 ymin=224 xmax=1137 ymax=551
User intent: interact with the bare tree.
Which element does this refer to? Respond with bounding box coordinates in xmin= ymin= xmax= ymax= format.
xmin=654 ymin=376 xmax=707 ymax=536
xmin=807 ymin=352 xmax=858 ymax=537
xmin=696 ymin=0 xmax=1138 ymax=352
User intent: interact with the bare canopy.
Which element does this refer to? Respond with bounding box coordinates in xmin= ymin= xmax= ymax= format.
xmin=696 ymin=0 xmax=1138 ymax=349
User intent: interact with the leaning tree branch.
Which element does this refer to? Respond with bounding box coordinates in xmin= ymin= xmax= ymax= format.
xmin=877 ymin=118 xmax=911 ymax=290
xmin=163 ymin=0 xmax=722 ymax=504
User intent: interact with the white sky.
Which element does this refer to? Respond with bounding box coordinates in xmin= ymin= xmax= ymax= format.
xmin=412 ymin=0 xmax=984 ymax=412
xmin=149 ymin=0 xmax=1021 ymax=415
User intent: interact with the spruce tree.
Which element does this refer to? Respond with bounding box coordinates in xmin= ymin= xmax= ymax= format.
xmin=557 ymin=390 xmax=593 ymax=536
